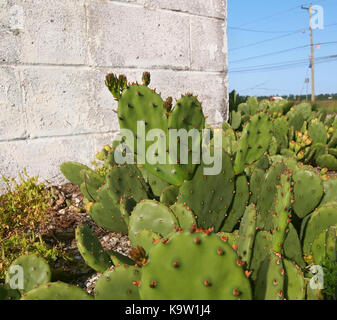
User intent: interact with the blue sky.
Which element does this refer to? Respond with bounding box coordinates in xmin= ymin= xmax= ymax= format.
xmin=227 ymin=0 xmax=337 ymax=96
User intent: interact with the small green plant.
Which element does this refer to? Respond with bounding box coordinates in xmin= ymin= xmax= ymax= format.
xmin=0 ymin=169 xmax=50 ymax=238
xmin=0 ymin=170 xmax=71 ymax=280
xmin=322 ymin=259 xmax=337 ymax=300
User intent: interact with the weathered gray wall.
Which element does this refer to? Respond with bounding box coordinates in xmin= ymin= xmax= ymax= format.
xmin=0 ymin=0 xmax=228 ymax=191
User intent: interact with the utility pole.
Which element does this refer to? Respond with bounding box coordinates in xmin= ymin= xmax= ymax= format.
xmin=301 ymin=4 xmax=316 ymax=102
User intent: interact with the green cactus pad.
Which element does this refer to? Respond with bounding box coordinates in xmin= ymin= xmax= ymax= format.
xmin=140 ymin=231 xmax=252 ymax=300
xmin=89 ymin=183 xmax=128 ymax=234
xmin=326 ymin=225 xmax=337 ymax=261
xmin=288 ymin=110 xmax=304 ymax=131
xmin=130 ymin=229 xmax=162 ymax=253
xmin=119 ymin=196 xmax=137 ymax=226
xmin=75 ymin=224 xmax=112 ymax=273
xmin=94 ymin=266 xmax=141 ymax=300
xmin=107 ymin=164 xmax=148 ymax=205
xmin=237 ymin=204 xmax=257 ymax=266
xmin=303 ymin=204 xmax=337 ymax=255
xmin=284 ymin=259 xmax=306 ymax=300
xmin=308 ymin=121 xmax=328 ymax=145
xmin=80 ymin=169 xmax=105 ymax=202
xmin=256 ymin=161 xmax=287 ymax=230
xmin=166 ymin=94 xmax=205 ymax=184
xmin=221 ymin=175 xmax=250 ymax=232
xmin=117 ymin=83 xmax=205 ymax=186
xmin=273 ymin=118 xmax=289 ymax=151
xmin=129 ymin=200 xmax=179 ymax=239
xmin=316 ymin=154 xmax=337 ymax=170
xmin=138 ymin=166 xmax=169 ymax=197
xmin=218 ymin=230 xmax=240 ymax=249
xmin=5 ymin=254 xmax=51 ymax=293
xmin=230 ymin=111 xmax=242 ymax=130
xmin=311 ymin=230 xmax=327 ymax=265
xmin=60 ymin=161 xmax=90 ymax=186
xmin=254 ymin=252 xmax=285 ymax=300
xmin=177 ymin=149 xmax=235 ymax=231
xmin=109 ymin=251 xmax=135 ymax=267
xmin=283 ymin=223 xmax=306 ymax=268
xmin=292 ymin=169 xmax=323 ymax=219
xmin=234 ymin=112 xmax=273 ymax=175
xmin=170 ymin=203 xmax=196 ymax=230
xmin=160 ymin=185 xmax=179 ymax=206
xmin=250 ymin=231 xmax=273 ymax=280
xmin=272 ymin=174 xmax=291 ymax=253
xmin=21 ymin=282 xmax=93 ymax=300
xmin=249 ymin=168 xmax=265 ymax=205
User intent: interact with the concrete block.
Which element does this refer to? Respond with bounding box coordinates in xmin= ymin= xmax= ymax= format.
xmin=0 ymin=66 xmax=27 ymax=140
xmin=190 ymin=17 xmax=226 ymax=72
xmin=22 ymin=67 xmax=119 ymax=138
xmin=0 ymin=0 xmax=87 ymax=65
xmin=0 ymin=135 xmax=93 ymax=191
xmin=87 ymin=1 xmax=190 ymax=69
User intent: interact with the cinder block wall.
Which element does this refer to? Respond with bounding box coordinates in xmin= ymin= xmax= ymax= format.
xmin=0 ymin=0 xmax=228 ymax=191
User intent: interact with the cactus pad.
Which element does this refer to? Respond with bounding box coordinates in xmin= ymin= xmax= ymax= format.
xmin=94 ymin=266 xmax=141 ymax=300
xmin=21 ymin=282 xmax=93 ymax=300
xmin=6 ymin=254 xmax=51 ymax=294
xmin=292 ymin=169 xmax=323 ymax=218
xmin=75 ymin=224 xmax=112 ymax=273
xmin=129 ymin=200 xmax=178 ymax=239
xmin=139 ymin=231 xmax=252 ymax=300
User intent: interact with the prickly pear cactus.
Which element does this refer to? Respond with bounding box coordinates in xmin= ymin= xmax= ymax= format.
xmin=170 ymin=202 xmax=196 ymax=230
xmin=283 ymin=223 xmax=306 ymax=268
xmin=5 ymin=255 xmax=51 ymax=294
xmin=303 ymin=204 xmax=337 ymax=255
xmin=250 ymin=231 xmax=273 ymax=280
xmin=21 ymin=282 xmax=93 ymax=300
xmin=237 ymin=204 xmax=257 ymax=266
xmin=272 ymin=174 xmax=291 ymax=253
xmin=75 ymin=224 xmax=112 ymax=273
xmin=283 ymin=259 xmax=306 ymax=300
xmin=60 ymin=162 xmax=91 ymax=186
xmin=292 ymin=169 xmax=323 ymax=219
xmin=89 ymin=183 xmax=128 ymax=234
xmin=80 ymin=169 xmax=105 ymax=202
xmin=160 ymin=185 xmax=179 ymax=206
xmin=94 ymin=265 xmax=141 ymax=300
xmin=316 ymin=154 xmax=337 ymax=170
xmin=254 ymin=252 xmax=285 ymax=300
xmin=139 ymin=231 xmax=252 ymax=300
xmin=107 ymin=164 xmax=148 ymax=205
xmin=128 ymin=200 xmax=178 ymax=241
xmin=234 ymin=112 xmax=273 ymax=175
xmin=109 ymin=251 xmax=135 ymax=267
xmin=115 ymin=73 xmax=205 ymax=186
xmin=221 ymin=175 xmax=250 ymax=233
xmin=256 ymin=161 xmax=287 ymax=230
xmin=177 ymin=149 xmax=235 ymax=231
xmin=130 ymin=229 xmax=161 ymax=253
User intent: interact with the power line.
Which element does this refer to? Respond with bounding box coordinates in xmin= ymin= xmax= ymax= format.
xmin=228 ymin=26 xmax=295 ymax=34
xmin=229 ymin=30 xmax=302 ymax=52
xmin=230 ymin=41 xmax=337 ymax=64
xmin=231 ymin=0 xmax=328 ymax=28
xmin=234 ymin=5 xmax=303 ymax=28
xmin=229 ymin=54 xmax=337 ymax=73
xmin=228 ymin=21 xmax=337 ymax=36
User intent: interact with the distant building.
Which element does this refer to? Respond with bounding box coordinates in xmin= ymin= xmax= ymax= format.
xmin=270 ymin=96 xmax=284 ymax=102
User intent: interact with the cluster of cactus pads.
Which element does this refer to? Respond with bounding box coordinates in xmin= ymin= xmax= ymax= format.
xmin=230 ymin=97 xmax=337 ymax=170
xmin=3 ymin=73 xmax=337 ymax=300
